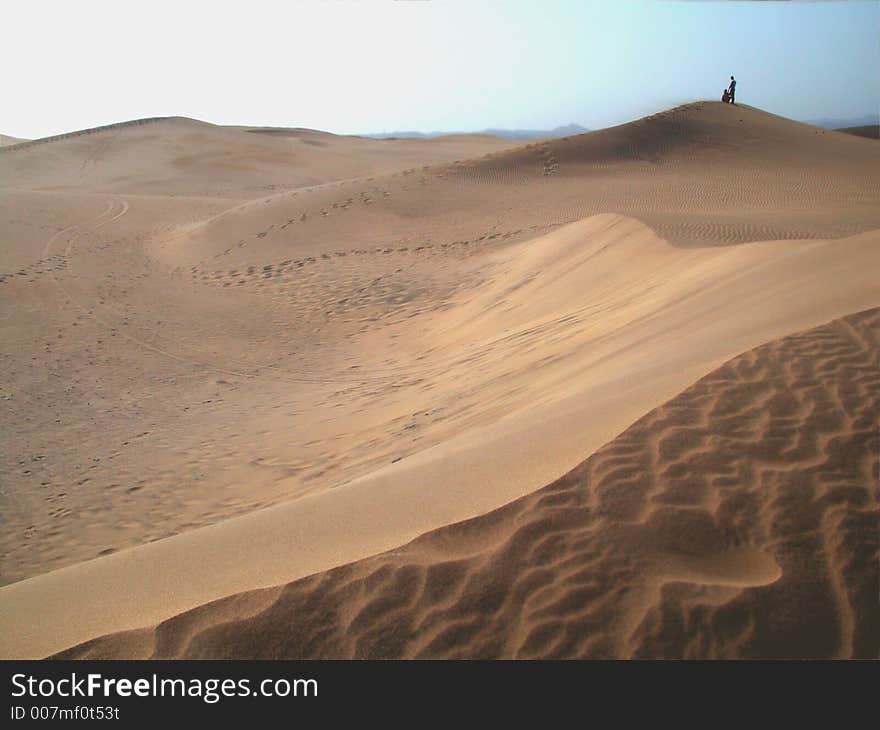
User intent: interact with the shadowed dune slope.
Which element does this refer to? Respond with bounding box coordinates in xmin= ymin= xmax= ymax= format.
xmin=836 ymin=125 xmax=879 ymax=140
xmin=57 ymin=308 xmax=880 ymax=660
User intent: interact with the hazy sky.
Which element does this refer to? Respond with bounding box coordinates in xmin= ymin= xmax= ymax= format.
xmin=3 ymin=0 xmax=877 ymax=138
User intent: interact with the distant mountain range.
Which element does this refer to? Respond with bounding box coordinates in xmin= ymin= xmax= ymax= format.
xmin=9 ymin=110 xmax=877 ymax=150
xmin=367 ymin=112 xmax=880 ymax=140
xmin=365 ymin=123 xmax=589 ymax=140
xmin=803 ymin=114 xmax=879 ymax=130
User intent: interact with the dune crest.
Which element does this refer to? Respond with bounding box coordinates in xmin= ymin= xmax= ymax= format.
xmin=169 ymin=102 xmax=880 ymax=272
xmin=55 ymin=308 xmax=880 ymax=659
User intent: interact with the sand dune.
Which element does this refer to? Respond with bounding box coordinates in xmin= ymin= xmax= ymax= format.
xmin=172 ymin=102 xmax=880 ymax=270
xmin=2 ymin=216 xmax=878 ymax=658
xmin=0 ymin=134 xmax=28 ymax=147
xmin=56 ymin=308 xmax=880 ymax=659
xmin=0 ymin=117 xmax=518 ymax=197
xmin=1 ymin=102 xmax=878 ymax=658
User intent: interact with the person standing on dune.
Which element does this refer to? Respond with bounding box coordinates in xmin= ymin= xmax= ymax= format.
xmin=727 ymin=75 xmax=736 ymax=104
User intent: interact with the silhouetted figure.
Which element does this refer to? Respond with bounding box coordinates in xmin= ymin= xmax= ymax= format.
xmin=727 ymin=75 xmax=736 ymax=105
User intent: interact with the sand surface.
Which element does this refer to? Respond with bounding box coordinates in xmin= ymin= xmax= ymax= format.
xmin=1 ymin=102 xmax=878 ymax=658
xmin=0 ymin=134 xmax=28 ymax=148
xmin=57 ymin=308 xmax=880 ymax=659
